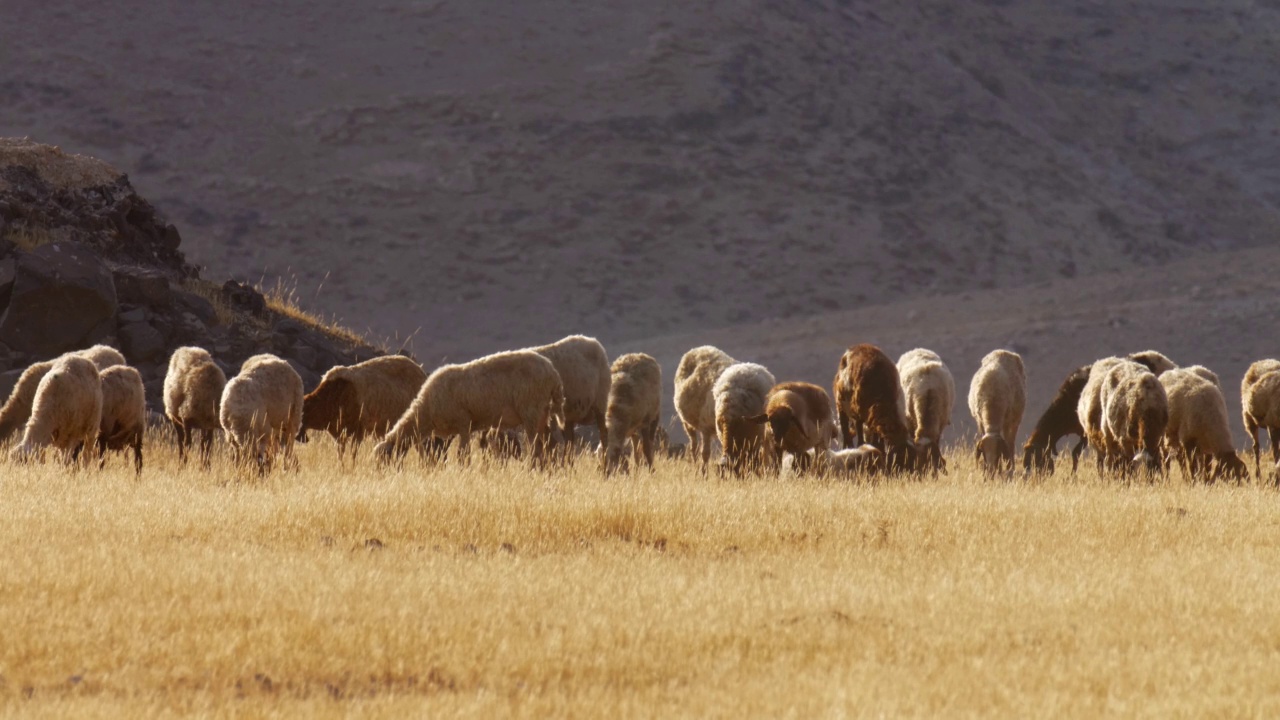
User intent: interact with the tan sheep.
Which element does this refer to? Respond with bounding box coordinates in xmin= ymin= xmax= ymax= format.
xmin=968 ymin=350 xmax=1026 ymax=476
xmin=528 ymin=335 xmax=611 ymax=456
xmin=374 ymin=350 xmax=564 ymax=469
xmin=9 ymin=355 xmax=102 ymax=466
xmin=0 ymin=345 xmax=125 ymax=445
xmin=1126 ymin=350 xmax=1178 ymax=376
xmin=746 ymin=382 xmax=837 ymax=475
xmin=1077 ymin=357 xmax=1136 ymax=473
xmin=713 ymin=362 xmax=776 ymax=477
xmin=220 ymin=354 xmax=304 ymax=474
xmin=603 ymin=353 xmax=662 ymax=475
xmin=674 ymin=345 xmax=737 ymax=467
xmin=1160 ymin=368 xmax=1247 ymax=483
xmin=300 ymin=354 xmax=427 ymax=462
xmin=898 ymin=348 xmax=955 ymax=475
xmin=97 ymin=365 xmax=146 ymax=476
xmin=1241 ymin=359 xmax=1280 ymax=479
xmin=1100 ymin=362 xmax=1168 ymax=479
xmin=164 ymin=346 xmax=228 ymax=467
xmin=1183 ymin=365 xmax=1220 ymax=387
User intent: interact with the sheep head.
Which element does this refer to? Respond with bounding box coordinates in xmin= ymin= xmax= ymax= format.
xmin=976 ymin=433 xmax=1008 ymax=474
xmin=300 ymin=373 xmax=357 ymax=441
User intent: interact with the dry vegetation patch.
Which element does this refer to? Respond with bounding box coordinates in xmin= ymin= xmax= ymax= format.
xmin=1 ymin=438 xmax=1279 ymax=717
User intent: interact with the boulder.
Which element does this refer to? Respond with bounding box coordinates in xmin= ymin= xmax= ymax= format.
xmin=174 ymin=290 xmax=218 ymax=325
xmin=119 ymin=320 xmax=165 ymax=362
xmin=112 ymin=266 xmax=171 ymax=306
xmin=0 ymin=242 xmax=117 ymax=355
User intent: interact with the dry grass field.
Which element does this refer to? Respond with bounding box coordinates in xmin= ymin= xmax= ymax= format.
xmin=3 ymin=433 xmax=1280 ymax=718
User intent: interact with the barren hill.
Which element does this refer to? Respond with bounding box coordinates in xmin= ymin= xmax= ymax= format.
xmin=3 ymin=0 xmax=1279 ymax=366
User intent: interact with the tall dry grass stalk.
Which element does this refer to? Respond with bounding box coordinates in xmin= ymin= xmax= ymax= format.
xmin=1 ymin=433 xmax=1279 ymax=717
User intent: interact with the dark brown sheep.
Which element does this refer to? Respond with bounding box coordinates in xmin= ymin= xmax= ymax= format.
xmin=832 ymin=344 xmax=916 ymax=474
xmin=746 ymin=381 xmax=837 ymax=476
xmin=1022 ymin=365 xmax=1090 ymax=475
xmin=301 ymin=355 xmax=428 ymax=462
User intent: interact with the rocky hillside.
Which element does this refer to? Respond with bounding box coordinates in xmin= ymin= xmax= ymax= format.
xmin=0 ymin=139 xmax=387 ymax=408
xmin=4 ymin=1 xmax=1280 ymax=362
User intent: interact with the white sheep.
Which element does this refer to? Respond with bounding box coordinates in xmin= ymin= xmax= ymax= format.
xmin=1100 ymin=361 xmax=1168 ymax=479
xmin=97 ymin=365 xmax=147 ymax=476
xmin=0 ymin=345 xmax=125 ymax=445
xmin=713 ymin=362 xmax=776 ymax=477
xmin=1241 ymin=359 xmax=1280 ymax=479
xmin=898 ymin=348 xmax=955 ymax=475
xmin=9 ymin=355 xmax=102 ymax=466
xmin=528 ymin=335 xmax=611 ymax=455
xmin=967 ymin=349 xmax=1026 ymax=476
xmin=220 ymin=354 xmax=304 ymax=474
xmin=300 ymin=354 xmax=427 ymax=462
xmin=814 ymin=444 xmax=885 ymax=478
xmin=164 ymin=346 xmax=228 ymax=467
xmin=1160 ymin=368 xmax=1247 ymax=483
xmin=1077 ymin=356 xmax=1136 ymax=473
xmin=674 ymin=345 xmax=737 ymax=467
xmin=603 ymin=353 xmax=662 ymax=475
xmin=374 ymin=349 xmax=564 ymax=469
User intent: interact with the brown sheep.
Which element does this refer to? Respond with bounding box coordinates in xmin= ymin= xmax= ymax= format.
xmin=832 ymin=344 xmax=916 ymax=474
xmin=1241 ymin=359 xmax=1280 ymax=479
xmin=1022 ymin=365 xmax=1090 ymax=476
xmin=746 ymin=381 xmax=837 ymax=476
xmin=603 ymin=353 xmax=662 ymax=475
xmin=301 ymin=355 xmax=427 ymax=462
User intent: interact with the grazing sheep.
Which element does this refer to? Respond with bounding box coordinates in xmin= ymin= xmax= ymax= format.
xmin=0 ymin=345 xmax=125 ymax=445
xmin=528 ymin=335 xmax=611 ymax=455
xmin=815 ymin=445 xmax=885 ymax=478
xmin=97 ymin=365 xmax=146 ymax=476
xmin=674 ymin=346 xmax=737 ymax=467
xmin=9 ymin=355 xmax=102 ymax=466
xmin=1127 ymin=350 xmax=1178 ymax=376
xmin=1241 ymin=359 xmax=1280 ymax=479
xmin=1160 ymin=368 xmax=1247 ymax=483
xmin=1023 ymin=365 xmax=1090 ymax=475
xmin=1100 ymin=362 xmax=1169 ymax=479
xmin=374 ymin=350 xmax=564 ymax=469
xmin=746 ymin=381 xmax=837 ymax=475
xmin=1183 ymin=365 xmax=1221 ymax=387
xmin=968 ymin=350 xmax=1026 ymax=476
xmin=603 ymin=353 xmax=662 ymax=475
xmin=220 ymin=354 xmax=304 ymax=474
xmin=1077 ymin=357 xmax=1139 ymax=473
xmin=714 ymin=362 xmax=776 ymax=477
xmin=300 ymin=355 xmax=427 ymax=462
xmin=833 ymin=344 xmax=916 ymax=473
xmin=898 ymin=349 xmax=955 ymax=475
xmin=164 ymin=347 xmax=228 ymax=467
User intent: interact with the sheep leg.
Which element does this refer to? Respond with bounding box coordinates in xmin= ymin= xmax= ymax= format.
xmin=1070 ymin=437 xmax=1086 ymax=474
xmin=458 ymin=431 xmax=472 ymax=466
xmin=133 ymin=430 xmax=143 ymax=477
xmin=638 ymin=420 xmax=658 ymax=471
xmin=683 ymin=422 xmax=700 ymax=463
xmin=200 ymin=429 xmax=215 ymax=469
xmin=175 ymin=424 xmax=190 ymax=464
xmin=1245 ymin=416 xmax=1261 ymax=479
xmin=97 ymin=436 xmax=109 ymax=470
xmin=839 ymin=410 xmax=853 ymax=450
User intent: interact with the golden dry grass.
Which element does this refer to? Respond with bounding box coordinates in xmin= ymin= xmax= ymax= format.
xmin=3 ymin=435 xmax=1280 ymax=718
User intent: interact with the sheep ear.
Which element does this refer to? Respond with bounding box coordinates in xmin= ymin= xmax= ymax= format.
xmin=745 ymin=414 xmax=769 ymax=424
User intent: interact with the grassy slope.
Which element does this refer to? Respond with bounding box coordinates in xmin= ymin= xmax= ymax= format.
xmin=1 ymin=435 xmax=1279 ymax=717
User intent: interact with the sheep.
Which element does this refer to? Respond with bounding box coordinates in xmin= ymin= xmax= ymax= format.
xmin=163 ymin=346 xmax=228 ymax=467
xmin=968 ymin=350 xmax=1026 ymax=476
xmin=714 ymin=362 xmax=776 ymax=477
xmin=898 ymin=349 xmax=955 ymax=475
xmin=1160 ymin=368 xmax=1247 ymax=483
xmin=745 ymin=381 xmax=837 ymax=475
xmin=1100 ymin=362 xmax=1169 ymax=479
xmin=219 ymin=354 xmax=304 ymax=474
xmin=1183 ymin=365 xmax=1220 ymax=387
xmin=528 ymin=335 xmax=611 ymax=457
xmin=0 ymin=345 xmax=125 ymax=445
xmin=603 ymin=353 xmax=662 ymax=475
xmin=1241 ymin=359 xmax=1280 ymax=479
xmin=1023 ymin=365 xmax=1090 ymax=475
xmin=374 ymin=350 xmax=564 ymax=469
xmin=9 ymin=355 xmax=102 ymax=466
xmin=97 ymin=365 xmax=146 ymax=476
xmin=674 ymin=346 xmax=737 ymax=467
xmin=1077 ymin=357 xmax=1139 ymax=473
xmin=1127 ymin=350 xmax=1178 ymax=376
xmin=300 ymin=354 xmax=427 ymax=462
xmin=832 ymin=344 xmax=916 ymax=473
xmin=814 ymin=444 xmax=885 ymax=478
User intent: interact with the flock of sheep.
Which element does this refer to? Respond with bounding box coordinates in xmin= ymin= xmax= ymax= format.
xmin=4 ymin=334 xmax=1280 ymax=483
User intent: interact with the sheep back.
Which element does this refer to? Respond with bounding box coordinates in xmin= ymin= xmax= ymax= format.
xmin=530 ymin=335 xmax=611 ymax=428
xmin=674 ymin=345 xmax=736 ymax=438
xmin=220 ymin=354 xmax=304 ymax=463
xmin=302 ymin=355 xmax=427 ymax=441
xmin=12 ymin=355 xmax=102 ymax=460
xmin=165 ymin=347 xmax=228 ymax=432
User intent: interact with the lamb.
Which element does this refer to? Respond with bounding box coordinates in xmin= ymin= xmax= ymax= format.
xmin=714 ymin=362 xmax=776 ymax=477
xmin=1100 ymin=362 xmax=1168 ymax=479
xmin=164 ymin=346 xmax=228 ymax=467
xmin=9 ymin=355 xmax=102 ymax=466
xmin=0 ymin=345 xmax=125 ymax=445
xmin=527 ymin=335 xmax=611 ymax=456
xmin=745 ymin=382 xmax=837 ymax=475
xmin=602 ymin=353 xmax=662 ymax=475
xmin=814 ymin=444 xmax=885 ymax=478
xmin=898 ymin=349 xmax=955 ymax=475
xmin=832 ymin=344 xmax=916 ymax=473
xmin=1023 ymin=365 xmax=1090 ymax=475
xmin=1241 ymin=359 xmax=1280 ymax=479
xmin=968 ymin=350 xmax=1026 ymax=476
xmin=374 ymin=350 xmax=564 ymax=469
xmin=219 ymin=354 xmax=304 ymax=474
xmin=674 ymin=345 xmax=737 ymax=467
xmin=1160 ymin=368 xmax=1247 ymax=483
xmin=300 ymin=354 xmax=427 ymax=462
xmin=96 ymin=365 xmax=146 ymax=476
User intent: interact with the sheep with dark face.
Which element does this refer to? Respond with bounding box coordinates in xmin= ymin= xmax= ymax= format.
xmin=832 ymin=344 xmax=917 ymax=474
xmin=674 ymin=346 xmax=737 ymax=468
xmin=1160 ymin=367 xmax=1247 ymax=483
xmin=898 ymin=349 xmax=954 ymax=476
xmin=746 ymin=381 xmax=837 ymax=476
xmin=968 ymin=350 xmax=1026 ymax=477
xmin=1023 ymin=365 xmax=1090 ymax=475
xmin=164 ymin=346 xmax=227 ymax=467
xmin=300 ymin=355 xmax=427 ymax=462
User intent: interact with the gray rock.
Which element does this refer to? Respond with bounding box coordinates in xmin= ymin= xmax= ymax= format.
xmin=0 ymin=368 xmax=25 ymax=403
xmin=174 ymin=291 xmax=218 ymax=325
xmin=112 ymin=266 xmax=171 ymax=306
xmin=119 ymin=321 xmax=165 ymax=362
xmin=286 ymin=358 xmax=319 ymax=393
xmin=0 ymin=242 xmax=118 ymax=355
xmin=0 ymin=257 xmax=16 ymax=299
xmin=275 ymin=318 xmax=305 ymax=336
xmin=118 ymin=306 xmax=148 ymax=324
xmin=290 ymin=344 xmax=317 ymax=370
